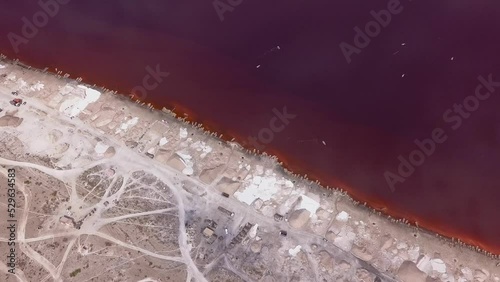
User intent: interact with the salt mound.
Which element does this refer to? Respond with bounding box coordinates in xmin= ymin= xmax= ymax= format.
xmin=288 ymin=209 xmax=311 ymax=229
xmin=0 ymin=116 xmax=23 ymax=127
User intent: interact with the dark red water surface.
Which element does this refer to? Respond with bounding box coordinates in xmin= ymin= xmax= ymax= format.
xmin=1 ymin=1 xmax=500 ymax=253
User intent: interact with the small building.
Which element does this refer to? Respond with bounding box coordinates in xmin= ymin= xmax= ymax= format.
xmin=204 ymin=219 xmax=217 ymax=229
xmin=221 ymin=192 xmax=229 ymax=198
xmin=202 ymin=227 xmax=215 ymax=238
xmin=217 ymin=206 xmax=234 ymax=217
xmin=10 ymin=98 xmax=22 ymax=107
xmin=207 ymin=234 xmax=217 ymax=244
xmin=74 ymin=221 xmax=82 ymax=230
xmin=59 ymin=215 xmax=73 ymax=226
xmin=274 ymin=213 xmax=284 ymax=222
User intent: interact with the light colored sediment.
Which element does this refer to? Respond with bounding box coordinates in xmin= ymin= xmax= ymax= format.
xmin=0 ymin=58 xmax=498 ymax=281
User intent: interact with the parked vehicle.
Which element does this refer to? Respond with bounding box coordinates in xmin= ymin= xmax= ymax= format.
xmin=10 ymin=98 xmax=22 ymax=107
